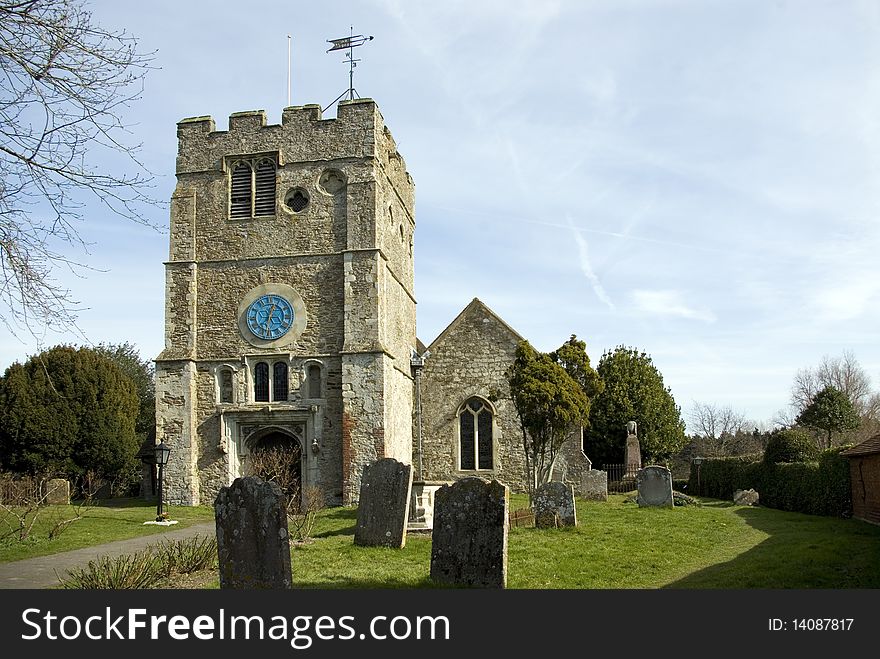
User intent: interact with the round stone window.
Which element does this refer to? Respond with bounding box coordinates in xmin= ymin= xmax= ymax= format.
xmin=284 ymin=188 xmax=309 ymax=213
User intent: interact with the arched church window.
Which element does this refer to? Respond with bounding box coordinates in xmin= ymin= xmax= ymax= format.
xmin=273 ymin=362 xmax=289 ymax=402
xmin=459 ymin=397 xmax=493 ymax=470
xmin=219 ymin=368 xmax=234 ymax=404
xmin=307 ymin=363 xmax=322 ymax=399
xmin=254 ymin=362 xmax=269 ymax=402
xmin=229 ymin=156 xmax=276 ymax=219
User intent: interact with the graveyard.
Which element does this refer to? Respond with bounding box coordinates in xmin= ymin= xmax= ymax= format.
xmin=4 ymin=490 xmax=880 ymax=589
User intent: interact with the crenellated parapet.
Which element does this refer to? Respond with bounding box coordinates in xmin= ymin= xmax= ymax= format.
xmin=175 ymin=98 xmax=412 ymax=190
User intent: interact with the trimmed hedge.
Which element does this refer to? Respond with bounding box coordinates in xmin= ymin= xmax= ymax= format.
xmin=688 ymin=448 xmax=852 ymax=517
xmin=763 ymin=428 xmax=819 ymax=464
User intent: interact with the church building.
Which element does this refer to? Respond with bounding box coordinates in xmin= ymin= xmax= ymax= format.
xmin=155 ymin=99 xmax=593 ymax=507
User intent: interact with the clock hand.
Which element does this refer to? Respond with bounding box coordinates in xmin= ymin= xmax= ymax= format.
xmin=264 ymin=304 xmax=277 ymax=336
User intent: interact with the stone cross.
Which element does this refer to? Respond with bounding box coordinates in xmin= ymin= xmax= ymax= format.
xmin=214 ymin=476 xmax=292 ymax=589
xmin=636 ymin=466 xmax=674 ymax=508
xmin=430 ymin=478 xmax=509 ymax=588
xmin=354 ymin=457 xmax=413 ymax=548
xmin=533 ymin=481 xmax=577 ymax=528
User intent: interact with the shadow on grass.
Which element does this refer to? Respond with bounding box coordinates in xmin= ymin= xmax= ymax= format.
xmin=311 ymin=507 xmax=357 ymax=538
xmin=664 ymin=502 xmax=880 ymax=589
xmin=294 ymin=575 xmax=435 ymax=589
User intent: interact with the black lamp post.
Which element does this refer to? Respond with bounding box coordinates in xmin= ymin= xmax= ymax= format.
xmin=693 ymin=456 xmax=704 ymax=494
xmin=154 ymin=441 xmax=171 ymax=522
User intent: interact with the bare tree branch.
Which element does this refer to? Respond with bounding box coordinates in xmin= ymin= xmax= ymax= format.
xmin=0 ymin=0 xmax=159 ymax=334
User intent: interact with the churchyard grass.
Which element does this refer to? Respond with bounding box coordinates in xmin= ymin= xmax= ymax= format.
xmin=286 ymin=494 xmax=880 ymax=589
xmin=0 ymin=499 xmax=215 ymax=563
xmin=9 ymin=494 xmax=880 ymax=588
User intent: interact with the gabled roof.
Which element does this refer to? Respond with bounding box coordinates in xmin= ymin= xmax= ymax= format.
xmin=840 ymin=433 xmax=880 ymax=457
xmin=427 ymin=297 xmax=525 ymax=352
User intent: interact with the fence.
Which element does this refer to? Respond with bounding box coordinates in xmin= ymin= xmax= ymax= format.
xmin=602 ymin=464 xmax=638 ymax=494
xmin=0 ymin=474 xmax=41 ymax=505
xmin=508 ymin=508 xmax=535 ymax=528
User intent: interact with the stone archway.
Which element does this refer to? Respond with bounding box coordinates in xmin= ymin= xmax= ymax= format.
xmin=246 ymin=429 xmax=303 ymax=507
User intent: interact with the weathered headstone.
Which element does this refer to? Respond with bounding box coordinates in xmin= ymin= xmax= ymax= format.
xmin=733 ymin=488 xmax=760 ymax=506
xmin=636 ymin=466 xmax=674 ymax=508
xmin=534 ymin=481 xmax=577 ymax=528
xmin=43 ymin=478 xmax=70 ymax=505
xmin=354 ymin=458 xmax=413 ymax=548
xmin=580 ymin=469 xmax=608 ymax=501
xmin=214 ymin=476 xmax=292 ymax=589
xmin=430 ymin=478 xmax=508 ymax=588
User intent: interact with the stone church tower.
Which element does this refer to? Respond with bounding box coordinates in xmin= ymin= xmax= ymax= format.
xmin=155 ymin=99 xmax=416 ymax=506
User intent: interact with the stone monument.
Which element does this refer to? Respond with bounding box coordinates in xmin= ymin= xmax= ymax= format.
xmin=214 ymin=476 xmax=292 ymax=589
xmin=636 ymin=465 xmax=674 ymax=508
xmin=430 ymin=478 xmax=509 ymax=588
xmin=43 ymin=478 xmax=70 ymax=505
xmin=533 ymin=481 xmax=577 ymax=528
xmin=624 ymin=420 xmax=642 ymax=476
xmin=354 ymin=458 xmax=413 ymax=548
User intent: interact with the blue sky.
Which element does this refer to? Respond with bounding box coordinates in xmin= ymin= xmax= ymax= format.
xmin=2 ymin=0 xmax=879 ymax=430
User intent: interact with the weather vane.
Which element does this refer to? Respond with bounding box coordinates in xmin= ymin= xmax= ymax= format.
xmin=324 ymin=27 xmax=373 ymax=111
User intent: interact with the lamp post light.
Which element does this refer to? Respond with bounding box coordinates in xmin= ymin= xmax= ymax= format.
xmin=693 ymin=456 xmax=704 ymax=494
xmin=154 ymin=442 xmax=171 ymax=522
xmin=410 ymin=349 xmax=427 ymax=482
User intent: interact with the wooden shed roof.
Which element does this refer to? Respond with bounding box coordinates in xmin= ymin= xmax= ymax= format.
xmin=840 ymin=434 xmax=880 ymax=457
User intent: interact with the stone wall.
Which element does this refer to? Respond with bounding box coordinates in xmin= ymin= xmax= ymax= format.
xmin=158 ymin=99 xmax=415 ymax=507
xmin=418 ymin=299 xmax=527 ymax=492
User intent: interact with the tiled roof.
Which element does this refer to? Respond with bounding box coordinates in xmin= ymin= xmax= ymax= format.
xmin=840 ymin=433 xmax=880 ymax=457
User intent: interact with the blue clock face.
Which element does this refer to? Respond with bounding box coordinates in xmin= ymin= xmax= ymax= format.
xmin=246 ymin=294 xmax=294 ymax=340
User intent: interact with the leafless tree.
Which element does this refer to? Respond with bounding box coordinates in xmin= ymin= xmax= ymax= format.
xmin=790 ymin=351 xmax=878 ymax=420
xmin=689 ymin=401 xmax=747 ymax=447
xmin=0 ymin=0 xmax=157 ymax=333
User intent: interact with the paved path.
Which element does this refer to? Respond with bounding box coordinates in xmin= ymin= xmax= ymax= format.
xmin=0 ymin=522 xmax=216 ymax=589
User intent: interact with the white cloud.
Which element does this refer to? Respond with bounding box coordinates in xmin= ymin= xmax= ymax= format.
xmin=631 ymin=290 xmax=715 ymax=323
xmin=567 ymin=217 xmax=615 ymax=310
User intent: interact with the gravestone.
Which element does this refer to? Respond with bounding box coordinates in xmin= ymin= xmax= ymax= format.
xmin=354 ymin=458 xmax=413 ymax=548
xmin=580 ymin=469 xmax=608 ymax=501
xmin=733 ymin=488 xmax=760 ymax=506
xmin=43 ymin=478 xmax=70 ymax=505
xmin=534 ymin=481 xmax=577 ymax=527
xmin=636 ymin=466 xmax=674 ymax=508
xmin=214 ymin=476 xmax=292 ymax=589
xmin=430 ymin=478 xmax=508 ymax=588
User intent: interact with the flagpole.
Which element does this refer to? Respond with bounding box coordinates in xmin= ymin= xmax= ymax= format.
xmin=287 ymin=35 xmax=291 ymax=106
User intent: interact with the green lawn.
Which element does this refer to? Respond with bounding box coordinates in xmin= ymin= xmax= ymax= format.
xmin=6 ymin=494 xmax=880 ymax=589
xmin=288 ymin=494 xmax=880 ymax=589
xmin=0 ymin=498 xmax=215 ymax=563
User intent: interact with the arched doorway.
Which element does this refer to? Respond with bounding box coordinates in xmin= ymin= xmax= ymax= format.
xmin=245 ymin=429 xmax=303 ymax=508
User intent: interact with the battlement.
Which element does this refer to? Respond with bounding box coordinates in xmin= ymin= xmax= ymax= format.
xmin=176 ymin=99 xmax=410 ymax=184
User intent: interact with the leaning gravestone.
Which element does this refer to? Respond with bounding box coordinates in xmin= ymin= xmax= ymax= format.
xmin=214 ymin=476 xmax=292 ymax=589
xmin=636 ymin=466 xmax=674 ymax=508
xmin=44 ymin=478 xmax=70 ymax=505
xmin=534 ymin=481 xmax=577 ymax=528
xmin=354 ymin=457 xmax=413 ymax=548
xmin=430 ymin=478 xmax=508 ymax=588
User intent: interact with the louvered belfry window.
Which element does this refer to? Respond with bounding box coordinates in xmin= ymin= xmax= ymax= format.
xmin=229 ymin=156 xmax=276 ymax=218
xmin=254 ymin=158 xmax=276 ymax=216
